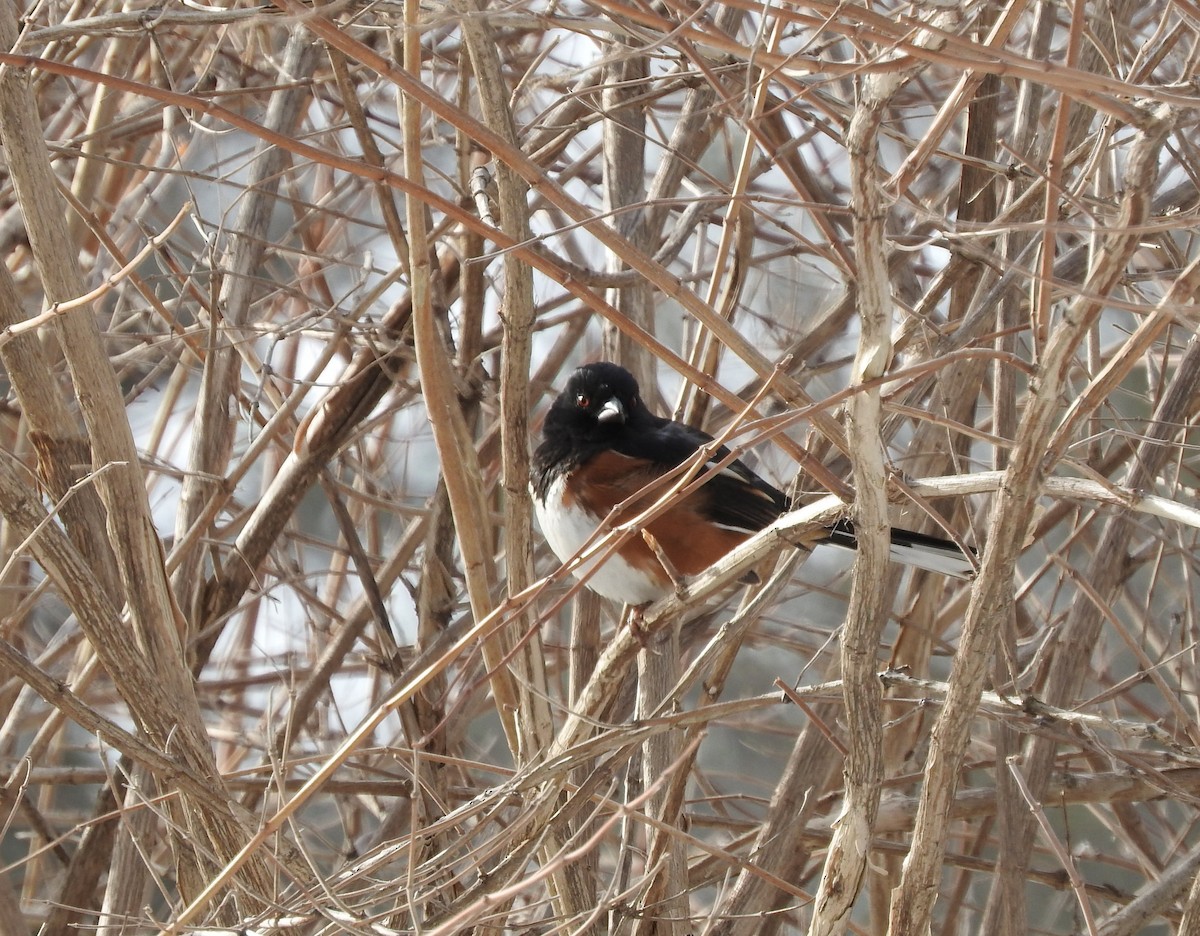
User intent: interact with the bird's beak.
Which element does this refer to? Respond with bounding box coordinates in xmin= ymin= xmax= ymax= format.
xmin=597 ymin=397 xmax=625 ymax=425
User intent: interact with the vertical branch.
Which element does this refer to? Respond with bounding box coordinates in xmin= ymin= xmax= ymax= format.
xmin=595 ymin=25 xmax=689 ymax=936
xmin=1032 ymin=0 xmax=1085 ymax=343
xmin=807 ymin=70 xmax=892 ymax=936
xmin=0 ymin=264 xmax=120 ymax=601
xmin=452 ymin=0 xmax=553 ymax=765
xmin=678 ymin=16 xmax=782 ymax=427
xmin=808 ymin=2 xmax=962 ymax=925
xmin=0 ymin=4 xmax=276 ymax=915
xmin=401 ymin=0 xmax=520 ymax=753
xmin=979 ymin=257 xmax=1200 ymax=935
xmin=454 ymin=2 xmax=593 ymax=926
xmin=171 ymin=34 xmax=320 ymax=622
xmin=599 ymin=35 xmax=654 ymax=393
xmin=0 ymin=866 xmax=23 ymax=936
xmin=985 ymin=10 xmax=1058 ymax=927
xmin=888 ymin=104 xmax=1173 ymax=936
xmin=1176 ymin=844 xmax=1200 ymax=934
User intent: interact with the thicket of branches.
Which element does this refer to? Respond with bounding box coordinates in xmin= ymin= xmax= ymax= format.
xmin=0 ymin=0 xmax=1198 ymax=934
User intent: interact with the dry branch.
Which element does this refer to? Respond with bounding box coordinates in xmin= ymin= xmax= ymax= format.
xmin=0 ymin=3 xmax=1197 ymax=935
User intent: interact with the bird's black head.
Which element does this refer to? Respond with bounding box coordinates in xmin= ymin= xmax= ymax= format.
xmin=535 ymin=362 xmax=656 ymax=477
xmin=547 ymin=361 xmax=648 ymax=436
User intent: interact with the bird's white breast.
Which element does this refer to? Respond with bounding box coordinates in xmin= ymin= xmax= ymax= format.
xmin=534 ymin=473 xmax=667 ymax=605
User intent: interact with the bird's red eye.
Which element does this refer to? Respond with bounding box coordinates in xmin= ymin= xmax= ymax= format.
xmin=575 ymin=393 xmax=590 ymax=409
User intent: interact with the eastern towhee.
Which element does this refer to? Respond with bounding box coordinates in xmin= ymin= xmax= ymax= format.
xmin=533 ymin=361 xmax=975 ymax=605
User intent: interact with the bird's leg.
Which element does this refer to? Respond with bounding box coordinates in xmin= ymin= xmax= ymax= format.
xmin=624 ymin=601 xmax=652 ymax=646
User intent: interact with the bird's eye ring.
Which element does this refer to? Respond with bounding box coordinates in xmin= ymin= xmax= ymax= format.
xmin=575 ymin=393 xmax=590 ymax=409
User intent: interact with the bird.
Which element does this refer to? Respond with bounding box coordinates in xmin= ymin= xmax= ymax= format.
xmin=532 ymin=361 xmax=976 ymax=605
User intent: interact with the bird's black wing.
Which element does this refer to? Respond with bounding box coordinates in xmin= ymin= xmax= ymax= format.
xmin=612 ymin=417 xmax=788 ymax=534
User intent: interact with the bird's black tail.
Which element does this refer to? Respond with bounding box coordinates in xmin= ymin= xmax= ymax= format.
xmin=822 ymin=518 xmax=977 ymax=579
